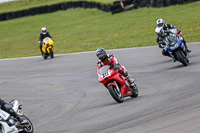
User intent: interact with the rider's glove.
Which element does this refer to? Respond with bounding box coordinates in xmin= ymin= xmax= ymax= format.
xmin=38 ymin=41 xmax=42 ymax=45
xmin=159 ymin=43 xmax=165 ymax=48
xmin=2 ymin=103 xmax=13 ymax=113
xmin=0 ymin=99 xmax=5 ymax=105
xmin=113 ymin=64 xmax=119 ymax=70
xmin=163 ymin=46 xmax=167 ymax=52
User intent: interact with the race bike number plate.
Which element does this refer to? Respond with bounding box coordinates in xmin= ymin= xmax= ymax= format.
xmin=102 ymin=71 xmax=111 ymax=79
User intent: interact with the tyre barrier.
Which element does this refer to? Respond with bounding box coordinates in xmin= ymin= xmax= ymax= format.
xmin=110 ymin=0 xmax=200 ymax=14
xmin=0 ymin=0 xmax=199 ymax=21
xmin=136 ymin=0 xmax=199 ymax=7
xmin=0 ymin=1 xmax=110 ymax=21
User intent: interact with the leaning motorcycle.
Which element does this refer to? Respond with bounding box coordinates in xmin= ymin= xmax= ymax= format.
xmin=98 ymin=65 xmax=138 ymax=103
xmin=165 ymin=30 xmax=189 ymax=66
xmin=42 ymin=37 xmax=54 ymax=59
xmin=0 ymin=100 xmax=33 ymax=133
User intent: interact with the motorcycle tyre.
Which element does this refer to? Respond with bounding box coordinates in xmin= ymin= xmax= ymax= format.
xmin=20 ymin=115 xmax=34 ymax=133
xmin=108 ymin=85 xmax=124 ymax=103
xmin=49 ymin=48 xmax=54 ymax=58
xmin=177 ymin=51 xmax=188 ymax=66
xmin=43 ymin=54 xmax=47 ymax=60
xmin=130 ymin=84 xmax=139 ymax=98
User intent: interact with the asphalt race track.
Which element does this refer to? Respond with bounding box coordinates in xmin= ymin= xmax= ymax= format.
xmin=0 ymin=42 xmax=200 ymax=133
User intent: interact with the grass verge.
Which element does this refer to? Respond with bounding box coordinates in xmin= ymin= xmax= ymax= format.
xmin=0 ymin=2 xmax=200 ymax=59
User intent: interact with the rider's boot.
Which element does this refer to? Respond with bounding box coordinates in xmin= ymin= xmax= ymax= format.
xmin=182 ymin=39 xmax=191 ymax=53
xmin=126 ymin=74 xmax=135 ymax=88
xmin=119 ymin=67 xmax=135 ymax=89
xmin=186 ymin=47 xmax=191 ymax=53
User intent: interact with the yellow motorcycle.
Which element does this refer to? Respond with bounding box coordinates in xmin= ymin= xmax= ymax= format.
xmin=42 ymin=37 xmax=54 ymax=59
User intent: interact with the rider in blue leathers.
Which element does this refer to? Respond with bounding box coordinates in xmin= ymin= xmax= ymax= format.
xmin=155 ymin=19 xmax=191 ymax=56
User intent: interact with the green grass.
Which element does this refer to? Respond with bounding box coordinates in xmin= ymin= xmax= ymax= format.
xmin=0 ymin=2 xmax=200 ymax=59
xmin=0 ymin=0 xmax=115 ymax=13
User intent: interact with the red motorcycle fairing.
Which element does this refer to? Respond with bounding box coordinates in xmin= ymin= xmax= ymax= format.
xmin=98 ymin=65 xmax=133 ymax=97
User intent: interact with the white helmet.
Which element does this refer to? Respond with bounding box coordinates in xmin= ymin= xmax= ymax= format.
xmin=155 ymin=27 xmax=164 ymax=36
xmin=41 ymin=27 xmax=47 ymax=35
xmin=156 ymin=19 xmax=164 ymax=28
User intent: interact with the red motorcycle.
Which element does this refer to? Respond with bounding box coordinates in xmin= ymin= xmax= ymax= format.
xmin=98 ymin=65 xmax=138 ymax=103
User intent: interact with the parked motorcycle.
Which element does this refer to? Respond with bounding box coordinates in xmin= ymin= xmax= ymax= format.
xmin=98 ymin=65 xmax=138 ymax=103
xmin=42 ymin=37 xmax=54 ymax=59
xmin=165 ymin=29 xmax=189 ymax=66
xmin=0 ymin=100 xmax=33 ymax=133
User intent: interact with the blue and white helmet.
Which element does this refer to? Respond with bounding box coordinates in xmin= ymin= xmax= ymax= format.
xmin=156 ymin=19 xmax=164 ymax=28
xmin=155 ymin=27 xmax=164 ymax=36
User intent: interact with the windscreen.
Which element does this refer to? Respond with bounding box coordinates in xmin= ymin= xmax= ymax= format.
xmin=44 ymin=37 xmax=50 ymax=41
xmin=99 ymin=65 xmax=110 ymax=75
xmin=166 ymin=34 xmax=178 ymax=46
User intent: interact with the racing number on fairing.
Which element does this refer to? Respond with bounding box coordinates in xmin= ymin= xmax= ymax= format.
xmin=102 ymin=72 xmax=111 ymax=79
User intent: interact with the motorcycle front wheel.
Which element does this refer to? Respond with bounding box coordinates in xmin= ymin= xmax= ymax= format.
xmin=20 ymin=115 xmax=34 ymax=133
xmin=130 ymin=84 xmax=139 ymax=98
xmin=43 ymin=54 xmax=47 ymax=60
xmin=108 ymin=85 xmax=124 ymax=103
xmin=177 ymin=51 xmax=188 ymax=66
xmin=49 ymin=48 xmax=54 ymax=58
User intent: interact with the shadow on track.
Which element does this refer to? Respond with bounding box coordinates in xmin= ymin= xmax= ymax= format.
xmin=164 ymin=64 xmax=186 ymax=70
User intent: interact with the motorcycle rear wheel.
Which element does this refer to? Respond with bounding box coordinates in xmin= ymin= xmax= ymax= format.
xmin=20 ymin=115 xmax=34 ymax=133
xmin=108 ymin=85 xmax=124 ymax=103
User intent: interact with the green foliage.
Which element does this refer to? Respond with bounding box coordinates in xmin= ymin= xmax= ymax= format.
xmin=0 ymin=2 xmax=200 ymax=58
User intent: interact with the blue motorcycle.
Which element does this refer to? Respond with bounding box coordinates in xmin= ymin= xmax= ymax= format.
xmin=165 ymin=33 xmax=189 ymax=66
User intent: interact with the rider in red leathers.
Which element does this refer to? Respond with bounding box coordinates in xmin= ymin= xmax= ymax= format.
xmin=96 ymin=48 xmax=135 ymax=87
